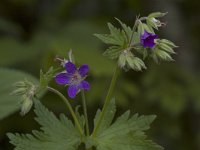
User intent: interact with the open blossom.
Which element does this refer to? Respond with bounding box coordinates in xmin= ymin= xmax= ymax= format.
xmin=140 ymin=30 xmax=158 ymax=48
xmin=55 ymin=62 xmax=90 ymax=98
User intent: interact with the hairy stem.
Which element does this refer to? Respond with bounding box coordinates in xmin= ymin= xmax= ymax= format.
xmin=47 ymin=86 xmax=83 ymax=135
xmin=128 ymin=16 xmax=147 ymax=46
xmin=81 ymin=91 xmax=90 ymax=136
xmin=92 ymin=65 xmax=119 ymax=137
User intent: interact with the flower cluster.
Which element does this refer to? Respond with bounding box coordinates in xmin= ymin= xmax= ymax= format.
xmin=95 ymin=12 xmax=177 ymax=71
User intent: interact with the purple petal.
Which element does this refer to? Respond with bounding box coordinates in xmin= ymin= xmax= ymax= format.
xmin=152 ymin=34 xmax=158 ymax=39
xmin=67 ymin=85 xmax=79 ymax=98
xmin=144 ymin=40 xmax=154 ymax=48
xmin=65 ymin=62 xmax=77 ymax=74
xmin=141 ymin=30 xmax=150 ymax=39
xmin=140 ymin=38 xmax=145 ymax=46
xmin=55 ymin=73 xmax=72 ymax=85
xmin=78 ymin=64 xmax=89 ymax=77
xmin=140 ymin=30 xmax=158 ymax=48
xmin=79 ymin=80 xmax=90 ymax=90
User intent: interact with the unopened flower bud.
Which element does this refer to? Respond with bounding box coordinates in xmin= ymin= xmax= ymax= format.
xmin=20 ymin=95 xmax=33 ymax=116
xmin=152 ymin=17 xmax=166 ymax=28
xmin=54 ymin=50 xmax=75 ymax=68
xmin=11 ymin=79 xmax=37 ymax=115
xmin=10 ymin=87 xmax=27 ymax=96
xmin=118 ymin=52 xmax=126 ymax=68
xmin=14 ymin=81 xmax=27 ymax=88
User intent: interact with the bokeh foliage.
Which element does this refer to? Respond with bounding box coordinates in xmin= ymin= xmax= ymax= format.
xmin=0 ymin=0 xmax=200 ymax=150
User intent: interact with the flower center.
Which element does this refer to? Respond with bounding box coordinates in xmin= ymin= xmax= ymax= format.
xmin=71 ymin=71 xmax=82 ymax=84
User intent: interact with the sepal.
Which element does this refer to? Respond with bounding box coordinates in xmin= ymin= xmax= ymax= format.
xmin=148 ymin=12 xmax=168 ymax=18
xmin=118 ymin=50 xmax=146 ymax=71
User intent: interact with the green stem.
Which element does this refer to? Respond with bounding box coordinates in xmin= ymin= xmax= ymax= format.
xmin=81 ymin=91 xmax=90 ymax=136
xmin=47 ymin=86 xmax=83 ymax=135
xmin=91 ymin=16 xmax=143 ymax=138
xmin=128 ymin=16 xmax=147 ymax=46
xmin=92 ymin=65 xmax=119 ymax=137
xmin=128 ymin=18 xmax=139 ymax=46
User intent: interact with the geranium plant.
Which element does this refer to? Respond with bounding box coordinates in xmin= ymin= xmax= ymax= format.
xmin=7 ymin=12 xmax=177 ymax=150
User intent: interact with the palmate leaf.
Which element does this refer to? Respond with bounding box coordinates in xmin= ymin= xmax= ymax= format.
xmin=115 ymin=18 xmax=132 ymax=42
xmin=103 ymin=46 xmax=122 ymax=59
xmin=7 ymin=100 xmax=81 ymax=150
xmin=93 ymin=99 xmax=163 ymax=150
xmin=94 ymin=21 xmax=131 ymax=60
xmin=94 ymin=23 xmax=127 ymax=47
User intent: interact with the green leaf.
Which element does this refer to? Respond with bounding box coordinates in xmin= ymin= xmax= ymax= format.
xmin=7 ymin=100 xmax=81 ymax=150
xmin=0 ymin=69 xmax=38 ymax=120
xmin=94 ymin=23 xmax=126 ymax=47
xmin=94 ymin=98 xmax=116 ymax=135
xmin=108 ymin=23 xmax=126 ymax=46
xmin=115 ymin=18 xmax=132 ymax=42
xmin=93 ymin=99 xmax=163 ymax=150
xmin=94 ymin=34 xmax=120 ymax=46
xmin=103 ymin=46 xmax=122 ymax=59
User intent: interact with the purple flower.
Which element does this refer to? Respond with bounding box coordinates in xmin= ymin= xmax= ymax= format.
xmin=140 ymin=30 xmax=158 ymax=48
xmin=55 ymin=62 xmax=90 ymax=98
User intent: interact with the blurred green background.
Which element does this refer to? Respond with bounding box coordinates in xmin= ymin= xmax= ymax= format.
xmin=0 ymin=0 xmax=200 ymax=150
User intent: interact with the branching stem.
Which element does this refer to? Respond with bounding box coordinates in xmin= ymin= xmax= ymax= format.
xmin=92 ymin=17 xmax=144 ymax=137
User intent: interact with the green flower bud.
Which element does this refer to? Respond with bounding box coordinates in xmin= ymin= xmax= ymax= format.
xmin=148 ymin=12 xmax=168 ymax=18
xmin=11 ymin=79 xmax=37 ymax=115
xmin=152 ymin=18 xmax=162 ymax=27
xmin=10 ymin=87 xmax=27 ymax=96
xmin=20 ymin=95 xmax=33 ymax=116
xmin=118 ymin=50 xmax=146 ymax=71
xmin=118 ymin=52 xmax=126 ymax=68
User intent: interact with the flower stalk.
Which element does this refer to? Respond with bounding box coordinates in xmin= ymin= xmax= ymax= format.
xmin=92 ymin=65 xmax=120 ymax=137
xmin=47 ymin=86 xmax=84 ymax=135
xmin=81 ymin=91 xmax=90 ymax=136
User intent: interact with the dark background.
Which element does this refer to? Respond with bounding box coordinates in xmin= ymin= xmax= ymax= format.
xmin=0 ymin=0 xmax=200 ymax=150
